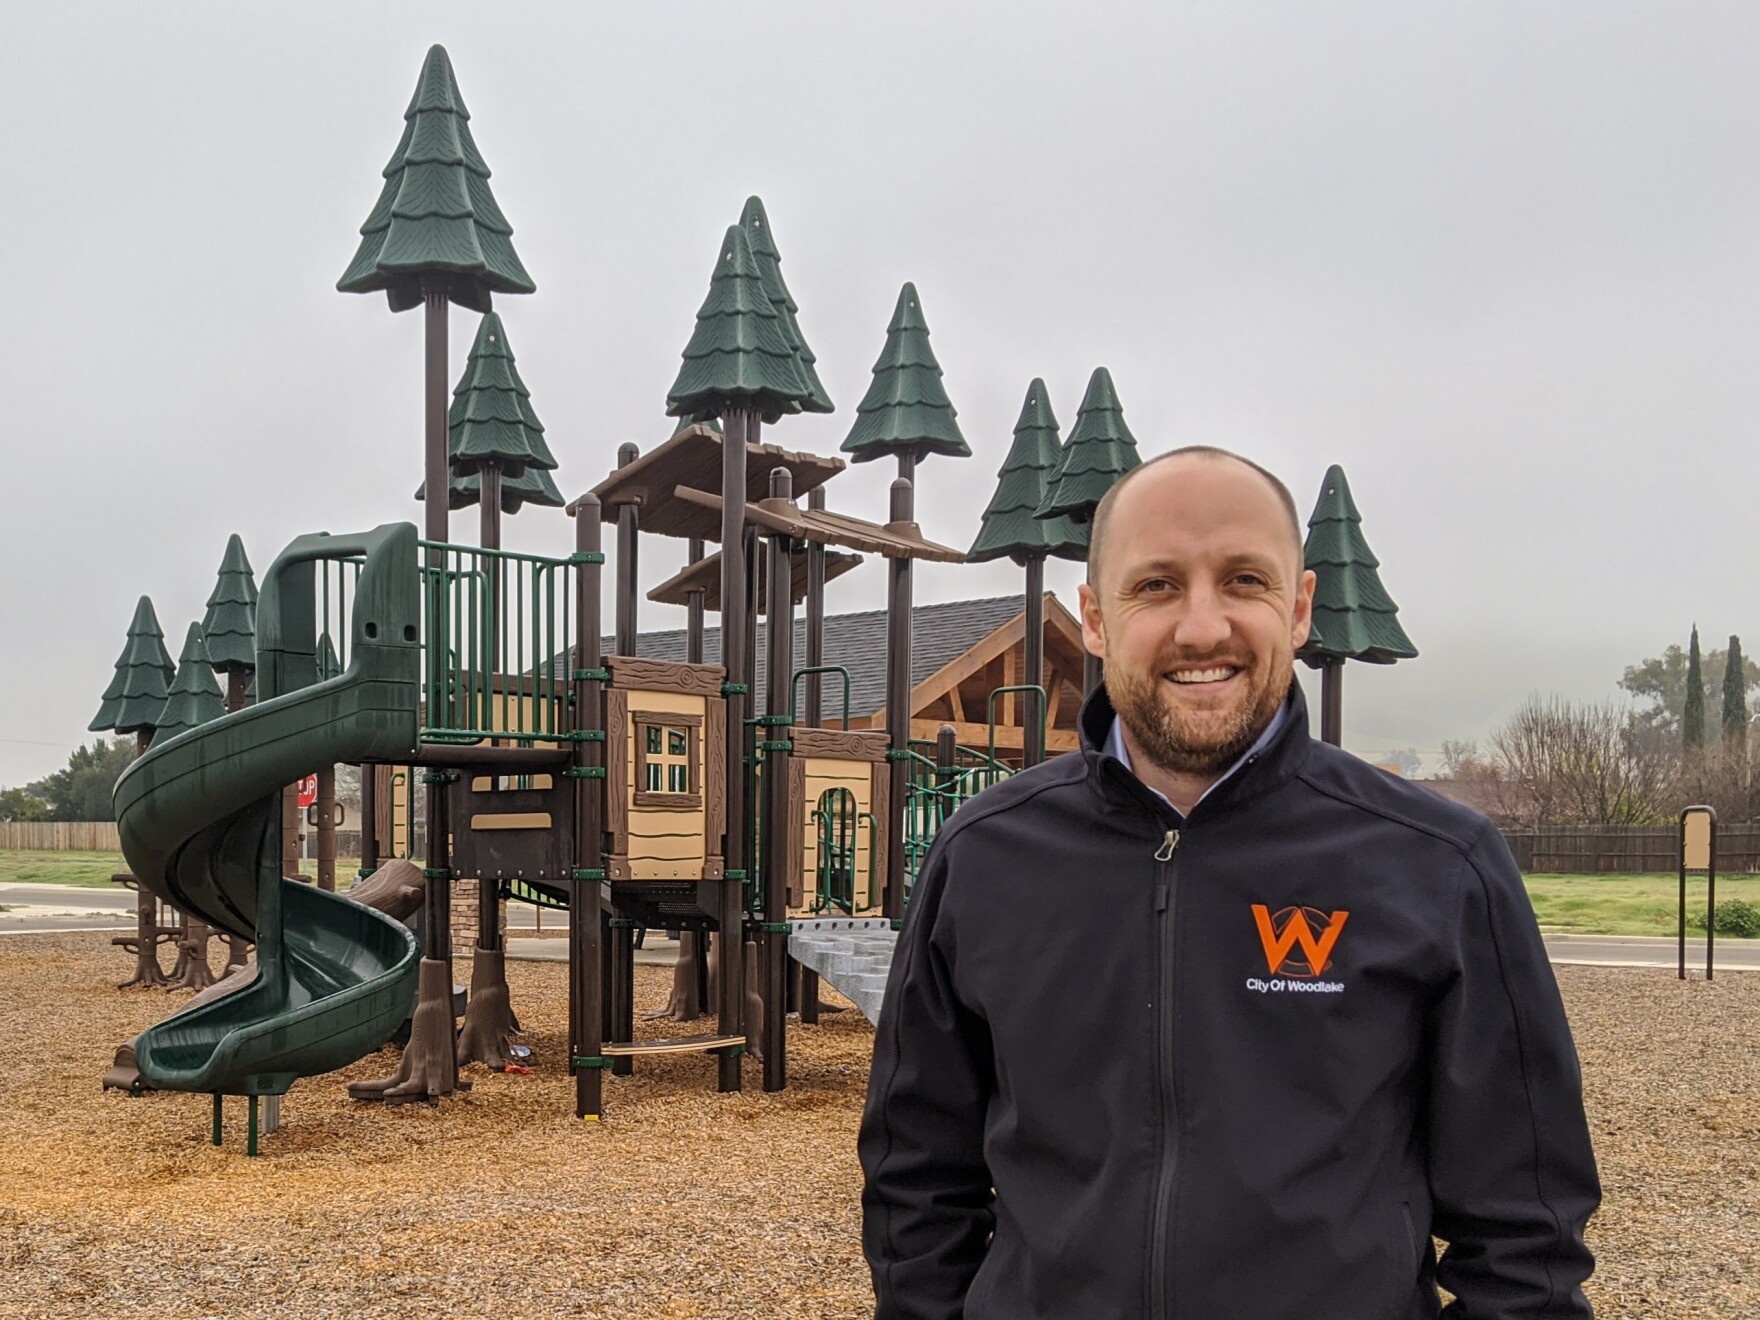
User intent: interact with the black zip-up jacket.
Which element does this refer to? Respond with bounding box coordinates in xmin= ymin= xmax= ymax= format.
xmin=860 ymin=684 xmax=1599 ymax=1320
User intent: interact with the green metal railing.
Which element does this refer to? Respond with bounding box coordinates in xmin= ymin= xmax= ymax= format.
xmin=897 ymin=741 xmax=1016 ymax=896
xmin=417 ymin=541 xmax=573 ymax=744
xmin=791 ymin=665 xmax=852 ymax=730
xmin=811 ymin=787 xmax=870 ymax=915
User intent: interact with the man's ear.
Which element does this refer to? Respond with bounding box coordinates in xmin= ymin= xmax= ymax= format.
xmin=1291 ymin=568 xmax=1317 ymax=649
xmin=1078 ymin=582 xmax=1107 ymax=660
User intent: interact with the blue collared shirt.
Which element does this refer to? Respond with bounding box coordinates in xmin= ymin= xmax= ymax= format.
xmin=1103 ymin=695 xmax=1290 ymax=818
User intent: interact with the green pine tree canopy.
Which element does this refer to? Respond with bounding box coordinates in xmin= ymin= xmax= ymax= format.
xmin=337 ymin=44 xmax=534 ymax=313
xmin=968 ymin=379 xmax=1088 ymax=565
xmin=202 ymin=533 xmax=257 ymax=675
xmin=1684 ymin=626 xmax=1706 ymax=749
xmin=667 ymin=222 xmax=814 ymax=422
xmin=90 ymin=596 xmax=177 ymax=736
xmin=1297 ymin=465 xmax=1417 ymax=667
xmin=1723 ymin=634 xmax=1748 ymax=744
xmin=741 ymin=195 xmax=832 ymax=415
xmin=841 ymin=282 xmax=971 ymax=464
xmin=156 ymin=624 xmax=227 ymax=743
xmin=417 ymin=463 xmax=565 ymax=513
xmin=1036 ymin=367 xmax=1140 ymax=522
xmin=447 ymin=312 xmax=556 ymax=478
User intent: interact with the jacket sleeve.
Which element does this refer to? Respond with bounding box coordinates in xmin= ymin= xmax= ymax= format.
xmin=858 ymin=835 xmax=995 ymax=1320
xmin=1429 ymin=822 xmax=1601 ymax=1318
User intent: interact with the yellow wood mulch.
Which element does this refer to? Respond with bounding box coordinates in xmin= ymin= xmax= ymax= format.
xmin=0 ymin=935 xmax=1754 ymax=1318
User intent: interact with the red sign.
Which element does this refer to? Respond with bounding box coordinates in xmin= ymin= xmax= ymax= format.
xmin=296 ymin=775 xmax=318 ymax=810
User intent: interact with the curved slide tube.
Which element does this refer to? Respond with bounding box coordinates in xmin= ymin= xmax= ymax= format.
xmin=115 ymin=523 xmax=425 ymax=1096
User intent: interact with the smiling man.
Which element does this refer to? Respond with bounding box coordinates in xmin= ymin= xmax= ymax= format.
xmin=860 ymin=448 xmax=1600 ymax=1320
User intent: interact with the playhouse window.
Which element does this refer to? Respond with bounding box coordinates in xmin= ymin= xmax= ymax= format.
xmin=633 ymin=713 xmax=702 ymax=809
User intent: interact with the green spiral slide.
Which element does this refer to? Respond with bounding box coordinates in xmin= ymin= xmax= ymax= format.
xmin=115 ymin=523 xmax=425 ymax=1097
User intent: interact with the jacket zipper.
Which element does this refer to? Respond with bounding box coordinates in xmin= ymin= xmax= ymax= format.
xmin=1149 ymin=827 xmax=1180 ymax=1320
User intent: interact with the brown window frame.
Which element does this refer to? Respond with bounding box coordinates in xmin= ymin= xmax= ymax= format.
xmin=632 ymin=711 xmax=703 ymax=810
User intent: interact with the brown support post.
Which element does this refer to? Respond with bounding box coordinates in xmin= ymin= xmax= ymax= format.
xmin=609 ymin=920 xmax=635 ymax=1074
xmin=884 ymin=478 xmax=914 ymax=924
xmin=676 ymin=535 xmax=709 ymax=1020
xmin=421 ymin=279 xmax=455 ymax=1050
xmin=615 ymin=443 xmax=640 ymax=656
xmin=805 ymin=488 xmax=827 ymax=728
xmin=716 ymin=409 xmax=749 ymax=1092
xmin=761 ymin=467 xmax=796 ymax=1091
xmin=798 ymin=491 xmax=826 ymax=1022
xmin=686 ymin=537 xmax=706 ymax=665
xmin=1024 ymin=556 xmax=1046 ymax=768
xmin=315 ymin=767 xmax=337 ymax=892
xmin=608 ymin=442 xmax=641 ymax=1074
xmin=281 ymin=785 xmax=302 ymax=882
xmin=570 ymin=494 xmax=606 ymax=1119
xmin=359 ymin=766 xmax=379 ymax=878
xmin=1320 ymin=657 xmax=1344 ymax=747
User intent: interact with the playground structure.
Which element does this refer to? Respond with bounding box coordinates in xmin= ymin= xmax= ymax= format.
xmin=98 ymin=43 xmax=1413 ymax=1150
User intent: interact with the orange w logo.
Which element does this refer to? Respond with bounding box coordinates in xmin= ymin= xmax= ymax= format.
xmin=1251 ymin=904 xmax=1350 ymax=978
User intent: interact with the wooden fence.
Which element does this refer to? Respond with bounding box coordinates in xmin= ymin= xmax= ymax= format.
xmin=1500 ymin=825 xmax=1760 ymax=874
xmin=0 ymin=821 xmax=122 ymax=851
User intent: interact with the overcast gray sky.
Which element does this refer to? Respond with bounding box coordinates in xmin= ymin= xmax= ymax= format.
xmin=3 ymin=2 xmax=1756 ymax=788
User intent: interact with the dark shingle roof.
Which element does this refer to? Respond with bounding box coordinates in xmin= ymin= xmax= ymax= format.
xmin=600 ymin=595 xmax=1026 ymax=720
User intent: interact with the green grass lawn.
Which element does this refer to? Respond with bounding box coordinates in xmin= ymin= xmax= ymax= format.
xmin=1523 ymin=872 xmax=1759 ymax=938
xmin=0 ymin=850 xmax=128 ymax=887
xmin=1 ymin=852 xmax=1752 ymax=939
xmin=0 ymin=850 xmax=354 ymax=889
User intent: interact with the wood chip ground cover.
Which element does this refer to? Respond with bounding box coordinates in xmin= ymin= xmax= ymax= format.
xmin=0 ymin=935 xmax=1752 ymax=1318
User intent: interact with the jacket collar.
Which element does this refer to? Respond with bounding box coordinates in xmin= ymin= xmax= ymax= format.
xmin=1078 ymin=675 xmax=1313 ymax=824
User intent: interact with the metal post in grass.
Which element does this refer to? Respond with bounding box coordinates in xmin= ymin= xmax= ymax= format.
xmin=1679 ymin=805 xmax=1717 ymax=981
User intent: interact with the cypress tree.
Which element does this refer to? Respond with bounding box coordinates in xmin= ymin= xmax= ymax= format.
xmin=1724 ymin=635 xmax=1748 ymax=747
xmin=666 ymin=222 xmax=813 ymax=422
xmin=841 ymin=282 xmax=970 ymax=466
xmin=338 ymin=45 xmax=534 ymax=313
xmin=1684 ymin=626 xmax=1706 ymax=750
xmin=201 ymin=534 xmax=257 ymax=676
xmin=156 ymin=625 xmax=226 ymax=742
xmin=741 ymin=195 xmax=832 ymax=415
xmin=1036 ymin=367 xmax=1140 ymax=523
xmin=446 ymin=312 xmax=556 ymax=478
xmin=968 ymin=379 xmax=1086 ymax=565
xmin=90 ymin=597 xmax=177 ymax=737
xmin=1297 ymin=465 xmax=1418 ymax=666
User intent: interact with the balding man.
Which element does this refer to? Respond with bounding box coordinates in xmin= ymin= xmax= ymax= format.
xmin=859 ymin=448 xmax=1599 ymax=1319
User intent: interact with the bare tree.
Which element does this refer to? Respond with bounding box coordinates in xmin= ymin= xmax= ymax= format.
xmin=1487 ymin=697 xmax=1674 ymax=827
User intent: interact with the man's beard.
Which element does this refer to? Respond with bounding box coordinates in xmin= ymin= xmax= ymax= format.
xmin=1109 ymin=656 xmax=1290 ymax=778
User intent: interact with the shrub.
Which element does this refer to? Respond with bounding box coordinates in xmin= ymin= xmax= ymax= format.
xmin=1689 ymin=899 xmax=1760 ymax=939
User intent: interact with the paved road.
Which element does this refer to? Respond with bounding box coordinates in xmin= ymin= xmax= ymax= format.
xmin=1543 ymin=933 xmax=1759 ymax=971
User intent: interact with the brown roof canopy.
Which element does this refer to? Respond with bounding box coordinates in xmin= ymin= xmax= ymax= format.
xmin=566 ymin=424 xmax=844 ymax=542
xmin=648 ymin=546 xmax=863 ymax=613
xmin=671 ymin=487 xmax=965 ymax=563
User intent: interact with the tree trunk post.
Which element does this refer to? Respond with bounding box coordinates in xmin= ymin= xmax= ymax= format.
xmin=884 ymin=477 xmax=914 ymax=923
xmin=716 ymin=409 xmax=749 ymax=1092
xmin=1024 ymin=557 xmax=1046 ymax=767
xmin=1321 ymin=658 xmax=1344 ymax=747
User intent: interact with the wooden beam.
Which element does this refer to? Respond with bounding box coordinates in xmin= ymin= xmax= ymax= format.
xmin=907 ymin=718 xmax=1079 ymax=754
